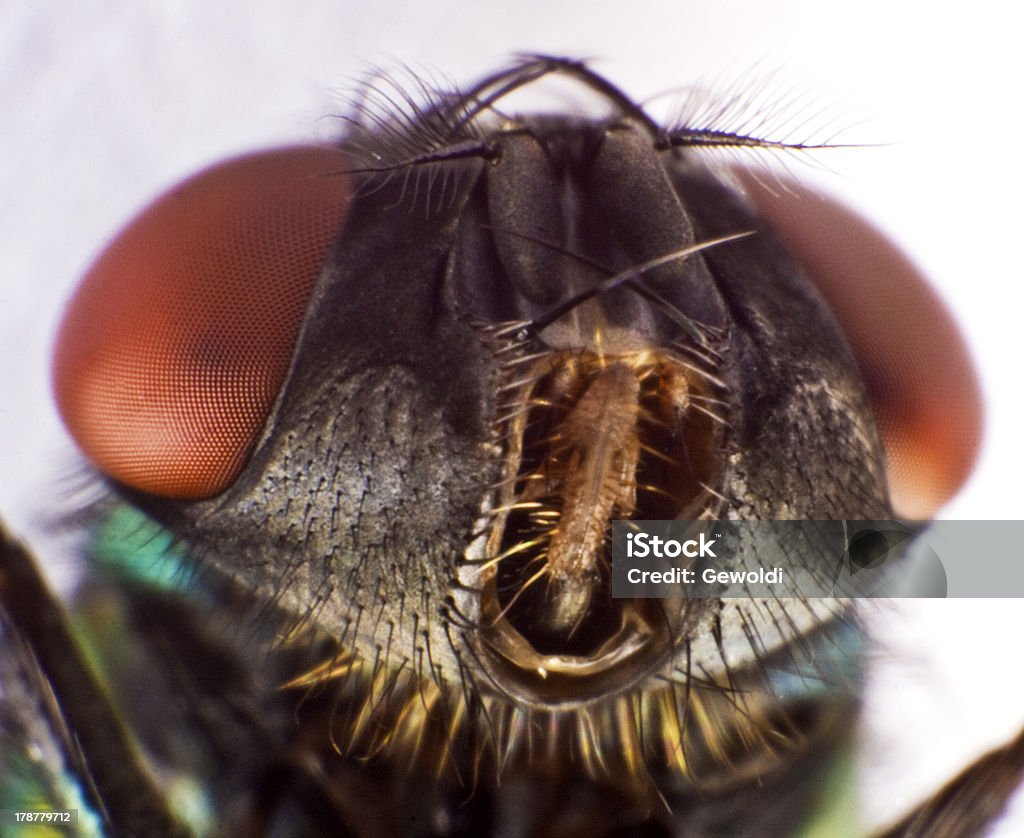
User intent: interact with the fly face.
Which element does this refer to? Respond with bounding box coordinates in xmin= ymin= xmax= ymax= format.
xmin=0 ymin=56 xmax=1016 ymax=837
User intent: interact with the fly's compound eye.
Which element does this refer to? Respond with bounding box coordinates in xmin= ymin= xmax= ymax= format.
xmin=52 ymin=147 xmax=352 ymax=500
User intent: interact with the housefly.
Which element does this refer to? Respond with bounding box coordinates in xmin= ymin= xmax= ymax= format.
xmin=2 ymin=55 xmax=1021 ymax=836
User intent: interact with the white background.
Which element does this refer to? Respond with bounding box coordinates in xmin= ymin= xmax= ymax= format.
xmin=1 ymin=1 xmax=1022 ymax=834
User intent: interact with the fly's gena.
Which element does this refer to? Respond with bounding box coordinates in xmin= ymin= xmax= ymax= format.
xmin=1 ymin=56 xmax=1022 ymax=837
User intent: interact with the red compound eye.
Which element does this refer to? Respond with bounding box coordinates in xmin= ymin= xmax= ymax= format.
xmin=53 ymin=146 xmax=352 ymax=500
xmin=740 ymin=172 xmax=982 ymax=519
